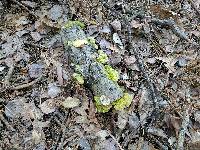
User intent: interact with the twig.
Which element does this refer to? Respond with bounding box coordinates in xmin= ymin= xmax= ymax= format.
xmin=188 ymin=0 xmax=200 ymax=16
xmin=124 ymin=15 xmax=159 ymax=110
xmin=151 ymin=18 xmax=190 ymax=42
xmin=10 ymin=0 xmax=38 ymax=19
xmin=107 ymin=130 xmax=124 ymax=150
xmin=57 ymin=111 xmax=70 ymax=150
xmin=177 ymin=106 xmax=190 ymax=150
xmin=11 ymin=75 xmax=42 ymax=90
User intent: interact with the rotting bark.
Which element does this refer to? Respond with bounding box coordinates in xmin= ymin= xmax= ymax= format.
xmin=60 ymin=25 xmax=123 ymax=105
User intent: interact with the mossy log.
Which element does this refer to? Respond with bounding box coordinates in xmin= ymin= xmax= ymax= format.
xmin=61 ymin=22 xmax=132 ymax=112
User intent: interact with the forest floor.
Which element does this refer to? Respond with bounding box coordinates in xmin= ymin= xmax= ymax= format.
xmin=0 ymin=0 xmax=200 ymax=149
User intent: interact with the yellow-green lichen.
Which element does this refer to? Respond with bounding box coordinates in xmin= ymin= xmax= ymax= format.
xmin=96 ymin=50 xmax=109 ymax=64
xmin=87 ymin=37 xmax=98 ymax=49
xmin=67 ymin=37 xmax=98 ymax=48
xmin=72 ymin=73 xmax=84 ymax=84
xmin=104 ymin=65 xmax=119 ymax=82
xmin=94 ymin=93 xmax=133 ymax=112
xmin=95 ymin=104 xmax=112 ymax=113
xmin=112 ymin=93 xmax=133 ymax=111
xmin=64 ymin=21 xmax=85 ymax=29
xmin=94 ymin=96 xmax=112 ymax=113
xmin=67 ymin=39 xmax=88 ymax=48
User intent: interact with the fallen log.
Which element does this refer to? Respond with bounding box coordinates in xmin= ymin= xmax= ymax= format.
xmin=61 ymin=21 xmax=132 ymax=112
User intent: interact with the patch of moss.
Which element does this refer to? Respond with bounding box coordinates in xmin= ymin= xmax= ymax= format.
xmin=67 ymin=39 xmax=88 ymax=48
xmin=94 ymin=93 xmax=133 ymax=112
xmin=112 ymin=93 xmax=133 ymax=111
xmin=67 ymin=37 xmax=98 ymax=48
xmin=87 ymin=37 xmax=98 ymax=49
xmin=104 ymin=65 xmax=119 ymax=82
xmin=95 ymin=104 xmax=112 ymax=113
xmin=64 ymin=21 xmax=85 ymax=29
xmin=94 ymin=95 xmax=111 ymax=106
xmin=72 ymin=73 xmax=84 ymax=84
xmin=96 ymin=50 xmax=109 ymax=64
xmin=94 ymin=96 xmax=112 ymax=113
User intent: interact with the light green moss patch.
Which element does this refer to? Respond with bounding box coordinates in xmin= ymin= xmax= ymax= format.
xmin=95 ymin=104 xmax=112 ymax=113
xmin=97 ymin=50 xmax=109 ymax=64
xmin=94 ymin=95 xmax=112 ymax=113
xmin=112 ymin=93 xmax=133 ymax=111
xmin=94 ymin=93 xmax=133 ymax=112
xmin=87 ymin=37 xmax=98 ymax=49
xmin=72 ymin=73 xmax=84 ymax=84
xmin=67 ymin=39 xmax=88 ymax=48
xmin=64 ymin=21 xmax=85 ymax=29
xmin=104 ymin=65 xmax=119 ymax=82
xmin=67 ymin=37 xmax=98 ymax=48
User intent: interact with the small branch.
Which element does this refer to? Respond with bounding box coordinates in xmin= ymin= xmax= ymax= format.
xmin=107 ymin=130 xmax=124 ymax=150
xmin=11 ymin=75 xmax=42 ymax=90
xmin=57 ymin=111 xmax=70 ymax=150
xmin=124 ymin=16 xmax=159 ymax=110
xmin=151 ymin=18 xmax=190 ymax=42
xmin=10 ymin=0 xmax=38 ymax=19
xmin=177 ymin=106 xmax=190 ymax=150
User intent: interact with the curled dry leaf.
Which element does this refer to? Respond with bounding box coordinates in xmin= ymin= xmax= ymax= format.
xmin=39 ymin=99 xmax=56 ymax=114
xmin=48 ymin=83 xmax=61 ymax=98
xmin=112 ymin=33 xmax=123 ymax=49
xmin=31 ymin=32 xmax=42 ymax=42
xmin=131 ymin=20 xmax=144 ymax=28
xmin=48 ymin=5 xmax=63 ymax=21
xmin=28 ymin=63 xmax=44 ymax=78
xmin=124 ymin=55 xmax=136 ymax=66
xmin=62 ymin=97 xmax=80 ymax=108
xmin=110 ymin=19 xmax=121 ymax=31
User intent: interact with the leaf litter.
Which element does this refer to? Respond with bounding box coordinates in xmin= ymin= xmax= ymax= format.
xmin=0 ymin=0 xmax=199 ymax=149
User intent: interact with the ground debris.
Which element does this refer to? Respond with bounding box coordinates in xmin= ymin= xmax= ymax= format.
xmin=0 ymin=0 xmax=199 ymax=149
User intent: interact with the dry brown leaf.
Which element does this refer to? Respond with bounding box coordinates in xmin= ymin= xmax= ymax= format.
xmin=39 ymin=99 xmax=56 ymax=114
xmin=62 ymin=97 xmax=80 ymax=108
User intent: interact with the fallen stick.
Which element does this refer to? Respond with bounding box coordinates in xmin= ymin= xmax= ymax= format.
xmin=107 ymin=130 xmax=124 ymax=150
xmin=177 ymin=106 xmax=190 ymax=150
xmin=150 ymin=18 xmax=190 ymax=42
xmin=11 ymin=75 xmax=42 ymax=90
